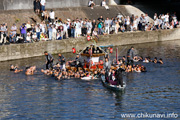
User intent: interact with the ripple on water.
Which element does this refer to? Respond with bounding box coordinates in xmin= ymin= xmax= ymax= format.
xmin=0 ymin=40 xmax=180 ymax=119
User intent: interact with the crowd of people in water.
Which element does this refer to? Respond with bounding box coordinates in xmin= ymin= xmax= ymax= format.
xmin=0 ymin=0 xmax=178 ymax=45
xmin=10 ymin=46 xmax=163 ymax=87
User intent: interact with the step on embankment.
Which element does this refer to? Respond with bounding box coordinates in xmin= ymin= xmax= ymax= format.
xmin=0 ymin=10 xmax=41 ymax=33
xmin=51 ymin=5 xmax=152 ymax=21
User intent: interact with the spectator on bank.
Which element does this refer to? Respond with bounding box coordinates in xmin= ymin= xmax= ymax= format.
xmin=130 ymin=14 xmax=134 ymax=24
xmin=125 ymin=16 xmax=130 ymax=31
xmin=9 ymin=33 xmax=16 ymax=43
xmin=0 ymin=24 xmax=7 ymax=44
xmin=36 ymin=24 xmax=41 ymax=40
xmin=9 ymin=23 xmax=17 ymax=43
xmin=26 ymin=21 xmax=32 ymax=31
xmin=49 ymin=9 xmax=55 ymax=23
xmin=40 ymin=0 xmax=46 ymax=11
xmin=144 ymin=13 xmax=149 ymax=24
xmin=98 ymin=16 xmax=104 ymax=22
xmin=52 ymin=25 xmax=57 ymax=40
xmin=117 ymin=13 xmax=123 ymax=20
xmin=40 ymin=21 xmax=46 ymax=34
xmin=5 ymin=23 xmax=8 ymax=38
xmin=120 ymin=25 xmax=125 ymax=32
xmin=91 ymin=19 xmax=96 ymax=35
xmin=101 ymin=0 xmax=109 ymax=10
xmin=42 ymin=10 xmax=49 ymax=21
xmin=66 ymin=19 xmax=71 ymax=37
xmin=31 ymin=24 xmax=36 ymax=33
xmin=133 ymin=16 xmax=138 ymax=31
xmin=71 ymin=20 xmax=76 ymax=38
xmin=26 ymin=32 xmax=32 ymax=43
xmin=75 ymin=20 xmax=81 ymax=37
xmin=63 ymin=22 xmax=68 ymax=39
xmin=87 ymin=19 xmax=92 ymax=35
xmin=32 ymin=33 xmax=38 ymax=41
xmin=104 ymin=17 xmax=110 ymax=34
xmin=98 ymin=20 xmax=103 ymax=35
xmin=88 ymin=0 xmax=95 ymax=9
xmin=58 ymin=23 xmax=64 ymax=39
xmin=48 ymin=24 xmax=52 ymax=40
xmin=34 ymin=0 xmax=41 ymax=14
xmin=115 ymin=22 xmax=120 ymax=34
xmin=154 ymin=13 xmax=158 ymax=20
xmin=81 ymin=21 xmax=87 ymax=36
xmin=20 ymin=24 xmax=27 ymax=42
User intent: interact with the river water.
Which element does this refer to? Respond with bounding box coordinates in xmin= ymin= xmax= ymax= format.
xmin=0 ymin=40 xmax=179 ymax=119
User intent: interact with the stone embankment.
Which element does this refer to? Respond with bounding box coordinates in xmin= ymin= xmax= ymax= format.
xmin=0 ymin=28 xmax=179 ymax=62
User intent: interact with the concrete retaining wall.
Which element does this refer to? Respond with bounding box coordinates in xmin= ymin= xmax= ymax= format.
xmin=0 ymin=28 xmax=180 ymax=62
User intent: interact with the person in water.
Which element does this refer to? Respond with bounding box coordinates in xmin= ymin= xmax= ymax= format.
xmin=127 ymin=46 xmax=135 ymax=66
xmin=158 ymin=58 xmax=163 ymax=64
xmin=143 ymin=57 xmax=149 ymax=63
xmin=153 ymin=57 xmax=158 ymax=63
xmin=44 ymin=51 xmax=54 ymax=69
xmin=74 ymin=54 xmax=85 ymax=72
xmin=10 ymin=64 xmax=23 ymax=73
xmin=25 ymin=66 xmax=36 ymax=75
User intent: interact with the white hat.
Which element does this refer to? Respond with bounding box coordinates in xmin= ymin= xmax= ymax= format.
xmin=67 ymin=18 xmax=71 ymax=22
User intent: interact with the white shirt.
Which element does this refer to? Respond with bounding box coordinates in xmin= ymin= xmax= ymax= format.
xmin=165 ymin=15 xmax=169 ymax=22
xmin=1 ymin=26 xmax=7 ymax=34
xmin=26 ymin=33 xmax=31 ymax=42
xmin=63 ymin=24 xmax=68 ymax=31
xmin=75 ymin=22 xmax=81 ymax=29
xmin=126 ymin=18 xmax=130 ymax=25
xmin=49 ymin=11 xmax=55 ymax=19
xmin=133 ymin=19 xmax=138 ymax=27
xmin=102 ymin=1 xmax=106 ymax=6
xmin=89 ymin=1 xmax=94 ymax=6
xmin=161 ymin=15 xmax=165 ymax=22
xmin=154 ymin=19 xmax=159 ymax=25
xmin=40 ymin=24 xmax=46 ymax=33
xmin=117 ymin=15 xmax=123 ymax=19
xmin=52 ymin=27 xmax=56 ymax=33
xmin=105 ymin=20 xmax=110 ymax=27
xmin=11 ymin=26 xmax=17 ymax=34
xmin=87 ymin=22 xmax=92 ymax=29
xmin=36 ymin=26 xmax=41 ymax=32
xmin=144 ymin=16 xmax=149 ymax=24
xmin=41 ymin=0 xmax=46 ymax=6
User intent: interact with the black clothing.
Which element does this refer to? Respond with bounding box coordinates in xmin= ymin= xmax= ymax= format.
xmin=45 ymin=53 xmax=54 ymax=69
xmin=127 ymin=48 xmax=135 ymax=65
xmin=46 ymin=60 xmax=53 ymax=69
xmin=58 ymin=55 xmax=65 ymax=65
xmin=75 ymin=56 xmax=85 ymax=72
xmin=98 ymin=17 xmax=104 ymax=21
xmin=58 ymin=55 xmax=64 ymax=61
xmin=115 ymin=68 xmax=124 ymax=87
xmin=92 ymin=22 xmax=96 ymax=29
xmin=82 ymin=28 xmax=87 ymax=36
xmin=34 ymin=0 xmax=40 ymax=11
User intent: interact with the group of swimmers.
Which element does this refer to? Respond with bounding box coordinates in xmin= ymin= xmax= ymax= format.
xmin=9 ymin=47 xmax=164 ymax=87
xmin=133 ymin=56 xmax=163 ymax=64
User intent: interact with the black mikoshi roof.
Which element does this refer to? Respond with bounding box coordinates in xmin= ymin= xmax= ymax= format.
xmin=80 ymin=45 xmax=107 ymax=57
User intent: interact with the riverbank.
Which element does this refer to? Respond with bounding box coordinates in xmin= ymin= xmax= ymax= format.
xmin=0 ymin=5 xmax=149 ymax=35
xmin=0 ymin=28 xmax=180 ymax=62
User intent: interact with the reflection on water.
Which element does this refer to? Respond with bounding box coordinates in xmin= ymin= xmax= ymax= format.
xmin=0 ymin=40 xmax=180 ymax=119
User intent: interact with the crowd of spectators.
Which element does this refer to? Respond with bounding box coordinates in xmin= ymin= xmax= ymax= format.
xmin=0 ymin=0 xmax=179 ymax=45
